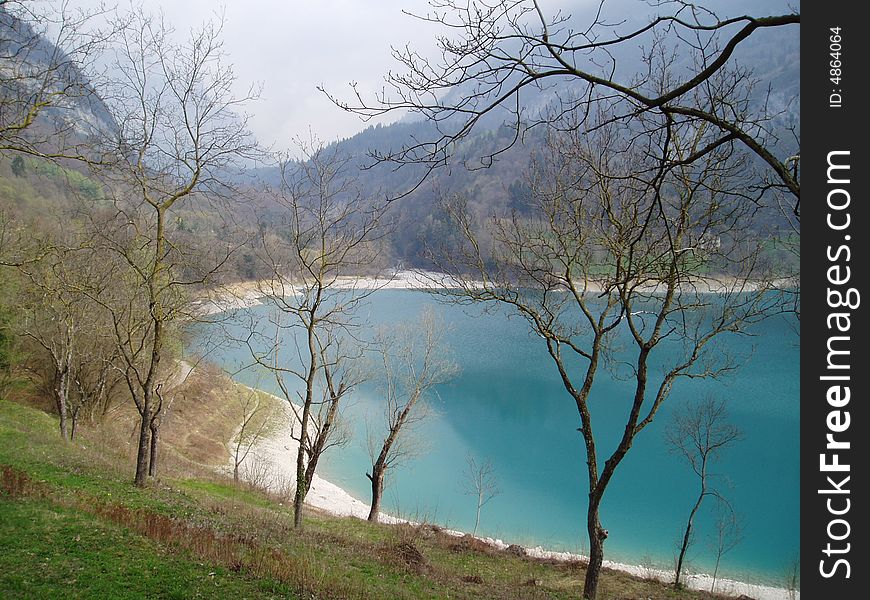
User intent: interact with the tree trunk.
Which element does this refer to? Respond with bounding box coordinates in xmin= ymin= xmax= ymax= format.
xmin=69 ymin=409 xmax=78 ymax=441
xmin=293 ymin=467 xmax=306 ymax=527
xmin=293 ymin=314 xmax=319 ymax=529
xmin=134 ymin=398 xmax=151 ymax=487
xmin=136 ymin=206 xmax=165 ymax=487
xmin=675 ymin=491 xmax=704 ymax=588
xmin=148 ymin=419 xmax=160 ymax=478
xmin=710 ymin=556 xmax=721 ymax=593
xmin=583 ymin=499 xmax=607 ymax=600
xmin=234 ymin=434 xmax=244 ymax=484
xmin=474 ymin=494 xmax=482 ymax=535
xmin=367 ymin=465 xmax=385 ymax=522
xmin=55 ymin=369 xmax=69 ymax=441
xmin=303 ymin=454 xmax=320 ymax=496
xmin=293 ymin=424 xmax=308 ymax=527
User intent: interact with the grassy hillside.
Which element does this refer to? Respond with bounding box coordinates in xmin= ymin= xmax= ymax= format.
xmin=0 ymin=393 xmax=737 ymax=600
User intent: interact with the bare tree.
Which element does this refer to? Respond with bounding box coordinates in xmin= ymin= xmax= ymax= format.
xmin=665 ymin=396 xmax=742 ymax=589
xmin=323 ymin=13 xmax=799 ymax=588
xmin=74 ymin=316 xmax=127 ymax=425
xmin=63 ymin=299 xmax=123 ymax=441
xmin=231 ymin=381 xmax=278 ymax=484
xmin=82 ymin=7 xmax=258 ymax=486
xmin=326 ymin=0 xmax=799 ymax=211
xmin=461 ymin=453 xmax=500 ymax=536
xmin=70 ymin=332 xmax=123 ymax=432
xmin=430 ymin=108 xmax=785 ymax=598
xmin=708 ymin=497 xmax=743 ymax=593
xmin=243 ymin=141 xmax=390 ymax=528
xmin=19 ymin=278 xmax=75 ymax=439
xmin=16 ymin=241 xmax=116 ymax=440
xmin=783 ymin=554 xmax=800 ymax=600
xmin=366 ymin=308 xmax=457 ymax=522
xmin=0 ymin=205 xmax=36 ymax=268
xmin=0 ymin=215 xmax=29 ymax=395
xmin=2 ymin=188 xmax=127 ymax=435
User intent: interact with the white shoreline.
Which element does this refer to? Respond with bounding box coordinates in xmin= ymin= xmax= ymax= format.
xmin=190 ymin=271 xmax=461 ymax=316
xmin=193 ymin=270 xmax=793 ymax=317
xmin=229 ymin=388 xmax=798 ymax=600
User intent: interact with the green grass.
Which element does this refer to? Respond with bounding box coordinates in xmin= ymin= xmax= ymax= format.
xmin=0 ymin=397 xmax=729 ymax=600
xmin=175 ymin=478 xmax=278 ymax=510
xmin=0 ymin=498 xmax=294 ymax=599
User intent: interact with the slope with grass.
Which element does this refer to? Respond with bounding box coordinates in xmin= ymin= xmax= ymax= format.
xmin=0 ymin=395 xmax=744 ymax=600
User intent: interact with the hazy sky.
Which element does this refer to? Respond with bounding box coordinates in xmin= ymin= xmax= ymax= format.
xmin=56 ymin=1 xmax=794 ymax=150
xmin=64 ymin=0 xmax=585 ymax=150
xmin=92 ymin=1 xmax=444 ymax=150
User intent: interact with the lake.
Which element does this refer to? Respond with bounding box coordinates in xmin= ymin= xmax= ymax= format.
xmin=199 ymin=289 xmax=799 ymax=586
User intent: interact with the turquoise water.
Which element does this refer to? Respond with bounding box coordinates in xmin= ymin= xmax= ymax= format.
xmin=200 ymin=290 xmax=799 ymax=586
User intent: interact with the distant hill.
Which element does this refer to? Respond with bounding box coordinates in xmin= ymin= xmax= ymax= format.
xmin=250 ymin=0 xmax=799 ymax=268
xmin=1 ymin=1 xmax=798 ymax=272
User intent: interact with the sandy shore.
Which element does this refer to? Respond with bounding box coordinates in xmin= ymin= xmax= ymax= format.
xmin=194 ymin=270 xmax=793 ymax=317
xmin=191 ymin=271 xmax=470 ymax=316
xmin=229 ymin=388 xmax=797 ymax=600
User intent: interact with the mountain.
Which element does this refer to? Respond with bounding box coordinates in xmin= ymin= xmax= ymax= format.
xmin=0 ymin=6 xmax=117 ymax=148
xmin=249 ymin=0 xmax=799 ymax=268
xmin=0 ymin=1 xmax=798 ymax=273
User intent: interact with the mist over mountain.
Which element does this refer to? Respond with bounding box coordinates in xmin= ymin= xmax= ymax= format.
xmin=248 ymin=0 xmax=799 ymax=268
xmin=0 ymin=6 xmax=116 ymax=142
xmin=1 ymin=0 xmax=798 ymax=271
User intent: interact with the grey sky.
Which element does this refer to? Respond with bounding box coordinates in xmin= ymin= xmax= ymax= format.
xmin=68 ymin=0 xmax=585 ymax=151
xmin=103 ymin=1 xmax=441 ymax=149
xmin=56 ymin=1 xmax=793 ymax=151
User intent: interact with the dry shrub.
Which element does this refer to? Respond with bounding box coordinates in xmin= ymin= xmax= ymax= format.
xmin=240 ymin=452 xmax=273 ymax=490
xmin=392 ymin=514 xmax=445 ymax=552
xmin=450 ymin=534 xmax=495 ymax=555
xmin=0 ymin=464 xmax=43 ymax=498
xmin=270 ymin=471 xmax=296 ymax=504
xmin=237 ymin=453 xmax=296 ymax=508
xmin=394 ymin=521 xmax=423 ymax=545
xmin=384 ymin=540 xmax=430 ymax=575
xmin=563 ymin=559 xmax=588 ymax=572
xmin=422 ymin=523 xmax=443 ymax=534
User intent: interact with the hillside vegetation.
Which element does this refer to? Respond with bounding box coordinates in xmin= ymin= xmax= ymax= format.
xmin=1 ymin=392 xmax=735 ymax=600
